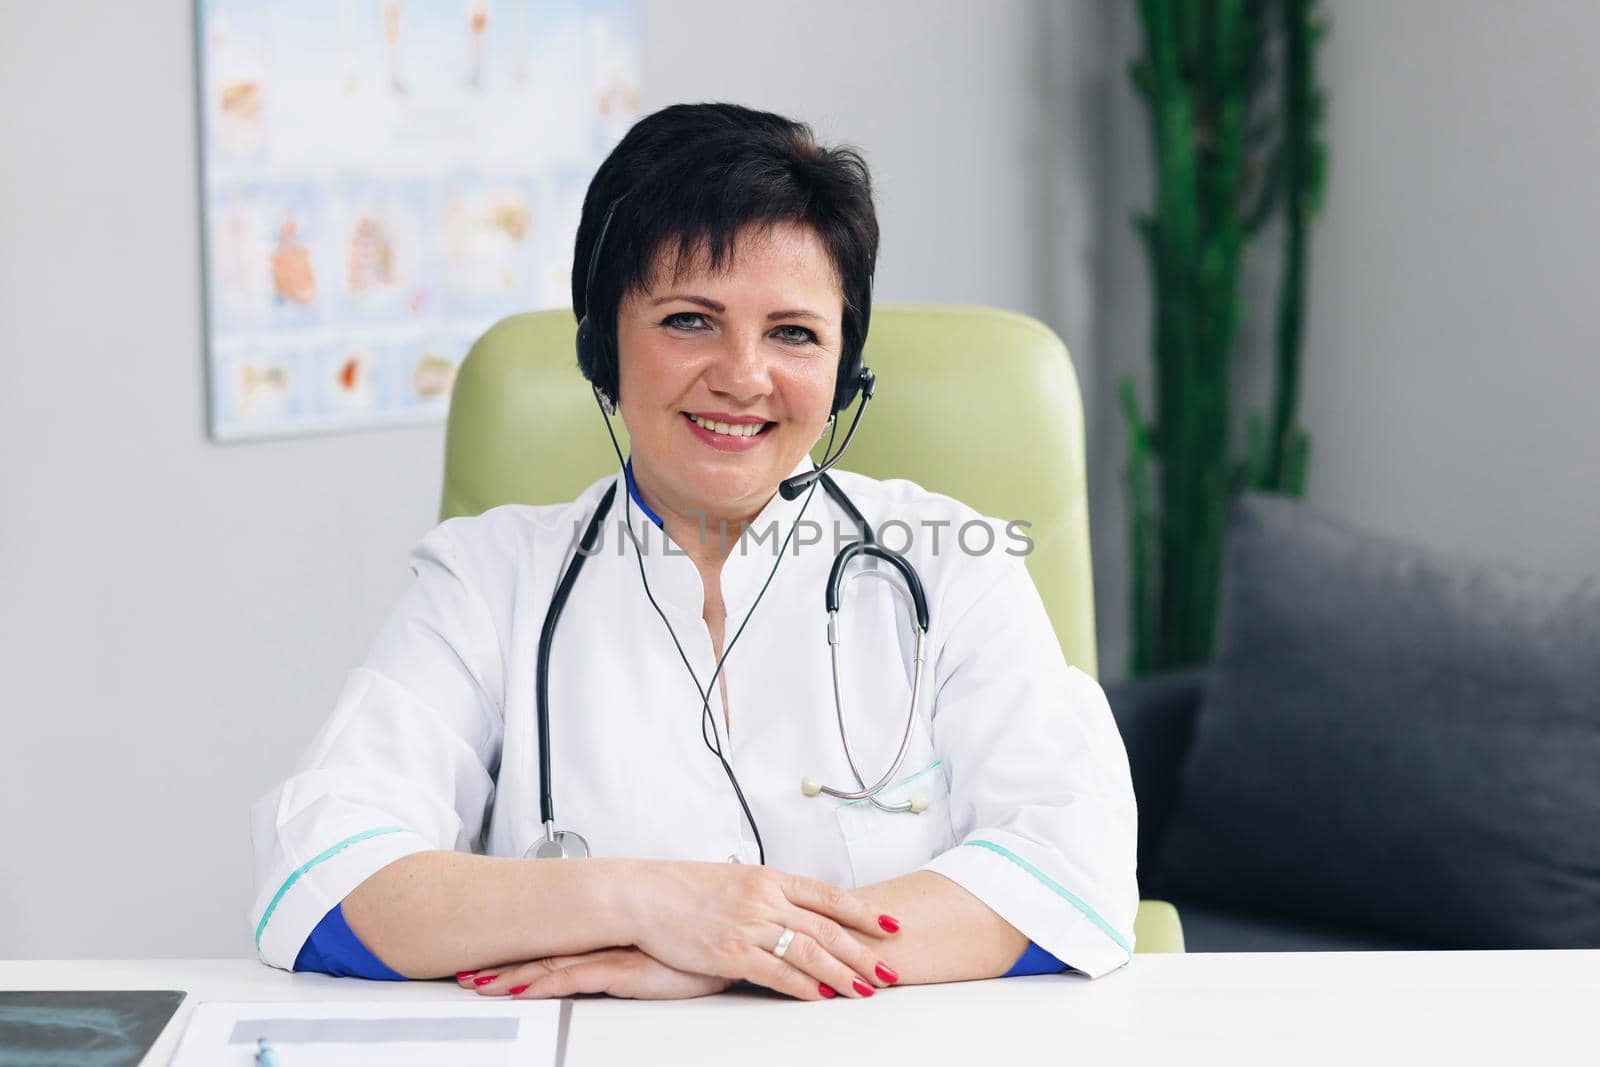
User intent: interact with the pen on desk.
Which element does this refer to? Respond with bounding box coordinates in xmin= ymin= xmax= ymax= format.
xmin=256 ymin=1037 xmax=280 ymax=1066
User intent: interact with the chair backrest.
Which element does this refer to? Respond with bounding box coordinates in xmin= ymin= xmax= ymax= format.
xmin=441 ymin=305 xmax=1098 ymax=676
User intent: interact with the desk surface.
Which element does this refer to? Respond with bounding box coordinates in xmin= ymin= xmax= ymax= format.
xmin=3 ymin=952 xmax=1597 ymax=1066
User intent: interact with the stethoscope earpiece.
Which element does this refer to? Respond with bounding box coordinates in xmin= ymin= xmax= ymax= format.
xmin=801 ymin=779 xmax=927 ymax=813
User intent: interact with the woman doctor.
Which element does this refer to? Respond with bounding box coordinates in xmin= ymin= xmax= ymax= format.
xmin=250 ymin=102 xmax=1138 ymax=1001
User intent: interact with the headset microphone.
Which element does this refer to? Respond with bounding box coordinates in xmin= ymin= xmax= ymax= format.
xmin=779 ymin=367 xmax=875 ymax=501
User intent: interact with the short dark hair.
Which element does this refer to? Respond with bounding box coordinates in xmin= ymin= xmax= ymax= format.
xmin=571 ymin=102 xmax=879 ymax=402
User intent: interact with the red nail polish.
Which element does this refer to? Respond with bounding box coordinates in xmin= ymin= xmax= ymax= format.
xmin=818 ymin=983 xmax=837 ymax=998
xmin=874 ymin=962 xmax=898 ymax=985
xmin=456 ymin=971 xmax=477 ymax=980
xmin=509 ymin=984 xmax=529 ymax=995
xmin=473 ymin=975 xmax=497 ymax=986
xmin=878 ymin=914 xmax=901 ymax=933
xmin=851 ymin=977 xmax=874 ymax=997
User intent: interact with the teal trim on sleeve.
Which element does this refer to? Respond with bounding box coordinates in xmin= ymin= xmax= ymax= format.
xmin=835 ymin=760 xmax=943 ymax=809
xmin=964 ymin=838 xmax=1133 ymax=957
xmin=255 ymin=826 xmax=409 ymax=949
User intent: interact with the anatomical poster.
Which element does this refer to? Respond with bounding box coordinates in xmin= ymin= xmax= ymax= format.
xmin=197 ymin=0 xmax=639 ymax=440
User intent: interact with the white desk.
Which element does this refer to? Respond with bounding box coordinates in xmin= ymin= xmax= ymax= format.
xmin=4 ymin=952 xmax=1597 ymax=1066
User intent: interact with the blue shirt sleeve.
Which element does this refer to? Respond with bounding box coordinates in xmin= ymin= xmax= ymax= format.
xmin=293 ymin=902 xmax=1061 ymax=981
xmin=1003 ymin=940 xmax=1072 ymax=977
xmin=293 ymin=902 xmax=406 ymax=981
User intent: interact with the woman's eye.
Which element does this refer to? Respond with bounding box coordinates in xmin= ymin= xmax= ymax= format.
xmin=773 ymin=324 xmax=817 ymax=345
xmin=660 ymin=313 xmax=813 ymax=345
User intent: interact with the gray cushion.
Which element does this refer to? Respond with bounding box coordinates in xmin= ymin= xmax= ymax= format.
xmin=1173 ymin=903 xmax=1415 ymax=953
xmin=1153 ymin=493 xmax=1600 ymax=949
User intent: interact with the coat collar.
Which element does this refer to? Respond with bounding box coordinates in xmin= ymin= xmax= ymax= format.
xmin=616 ymin=454 xmax=825 ymax=623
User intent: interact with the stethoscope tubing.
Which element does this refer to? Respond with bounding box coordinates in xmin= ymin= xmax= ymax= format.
xmin=532 ymin=469 xmax=933 ymax=856
xmin=534 ymin=481 xmax=617 ymax=827
xmin=808 ymin=476 xmax=933 ymax=812
xmin=820 ymin=616 xmax=926 ymax=810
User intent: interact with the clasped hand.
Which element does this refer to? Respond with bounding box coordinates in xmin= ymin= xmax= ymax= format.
xmin=458 ymin=860 xmax=900 ymax=1001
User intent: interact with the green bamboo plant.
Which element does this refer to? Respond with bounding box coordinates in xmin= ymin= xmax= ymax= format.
xmin=1120 ymin=0 xmax=1328 ymax=676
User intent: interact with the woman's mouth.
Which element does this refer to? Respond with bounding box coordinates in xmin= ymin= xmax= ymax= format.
xmin=681 ymin=412 xmax=775 ymax=452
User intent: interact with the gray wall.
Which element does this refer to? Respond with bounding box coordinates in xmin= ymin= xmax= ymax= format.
xmin=1092 ymin=0 xmax=1600 ymax=679
xmin=0 ymin=0 xmax=1106 ymax=958
xmin=1296 ymin=0 xmax=1600 ymax=570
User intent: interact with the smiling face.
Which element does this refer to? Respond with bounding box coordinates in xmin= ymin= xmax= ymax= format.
xmin=614 ymin=220 xmax=844 ymax=529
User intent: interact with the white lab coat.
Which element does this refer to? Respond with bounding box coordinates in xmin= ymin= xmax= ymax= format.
xmin=250 ymin=457 xmax=1139 ymax=977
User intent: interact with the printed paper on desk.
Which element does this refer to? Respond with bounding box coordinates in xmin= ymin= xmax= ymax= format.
xmin=169 ymin=999 xmax=562 ymax=1067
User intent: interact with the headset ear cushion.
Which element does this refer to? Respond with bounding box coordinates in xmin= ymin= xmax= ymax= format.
xmin=576 ymin=316 xmax=619 ymax=400
xmin=833 ymin=352 xmax=865 ymax=414
xmin=575 ymin=316 xmax=595 ymax=377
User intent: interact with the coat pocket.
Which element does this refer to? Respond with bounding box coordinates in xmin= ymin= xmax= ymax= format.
xmin=832 ymin=759 xmax=956 ymax=887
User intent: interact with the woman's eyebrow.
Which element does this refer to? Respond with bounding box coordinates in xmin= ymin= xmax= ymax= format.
xmin=651 ymin=294 xmax=725 ymax=312
xmin=650 ymin=294 xmax=825 ymax=322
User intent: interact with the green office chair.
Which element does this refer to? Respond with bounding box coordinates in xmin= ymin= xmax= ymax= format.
xmin=441 ymin=304 xmax=1185 ymax=955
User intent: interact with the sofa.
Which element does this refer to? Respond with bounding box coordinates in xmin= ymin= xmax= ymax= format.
xmin=1106 ymin=493 xmax=1600 ymax=953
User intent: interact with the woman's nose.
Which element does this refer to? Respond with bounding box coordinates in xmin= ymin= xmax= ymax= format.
xmin=703 ymin=330 xmax=772 ymax=401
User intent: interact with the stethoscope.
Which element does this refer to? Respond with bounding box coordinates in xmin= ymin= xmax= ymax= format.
xmin=525 ymin=465 xmax=933 ymax=861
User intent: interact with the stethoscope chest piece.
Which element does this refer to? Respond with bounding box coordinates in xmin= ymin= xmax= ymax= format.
xmin=526 ymin=822 xmax=591 ymax=860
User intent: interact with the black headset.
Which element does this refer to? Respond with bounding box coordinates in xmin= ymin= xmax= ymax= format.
xmin=573 ymin=194 xmax=875 ymax=418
